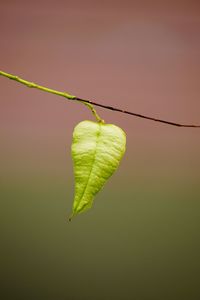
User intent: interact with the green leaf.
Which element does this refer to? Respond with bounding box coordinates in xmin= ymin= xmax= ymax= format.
xmin=70 ymin=120 xmax=126 ymax=219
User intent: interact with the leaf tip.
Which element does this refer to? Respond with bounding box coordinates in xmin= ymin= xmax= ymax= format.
xmin=68 ymin=212 xmax=74 ymax=222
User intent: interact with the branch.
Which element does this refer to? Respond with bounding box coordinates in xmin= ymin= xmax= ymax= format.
xmin=0 ymin=70 xmax=200 ymax=128
xmin=0 ymin=71 xmax=103 ymax=123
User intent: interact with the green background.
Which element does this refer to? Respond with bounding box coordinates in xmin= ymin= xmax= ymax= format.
xmin=0 ymin=1 xmax=200 ymax=299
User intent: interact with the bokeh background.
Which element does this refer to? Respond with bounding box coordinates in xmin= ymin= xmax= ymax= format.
xmin=0 ymin=1 xmax=200 ymax=299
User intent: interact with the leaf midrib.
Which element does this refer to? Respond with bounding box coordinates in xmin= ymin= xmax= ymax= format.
xmin=75 ymin=123 xmax=102 ymax=209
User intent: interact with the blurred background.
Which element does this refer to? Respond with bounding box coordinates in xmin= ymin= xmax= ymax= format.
xmin=0 ymin=1 xmax=200 ymax=299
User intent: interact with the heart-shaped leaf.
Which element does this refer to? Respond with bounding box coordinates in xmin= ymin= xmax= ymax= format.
xmin=70 ymin=120 xmax=126 ymax=219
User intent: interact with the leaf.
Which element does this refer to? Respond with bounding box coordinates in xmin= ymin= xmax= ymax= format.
xmin=70 ymin=120 xmax=126 ymax=219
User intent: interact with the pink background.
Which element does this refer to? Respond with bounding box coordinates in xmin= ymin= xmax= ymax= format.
xmin=0 ymin=1 xmax=200 ymax=299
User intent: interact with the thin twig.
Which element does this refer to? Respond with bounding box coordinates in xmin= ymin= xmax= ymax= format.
xmin=0 ymin=70 xmax=199 ymax=128
xmin=75 ymin=97 xmax=200 ymax=127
